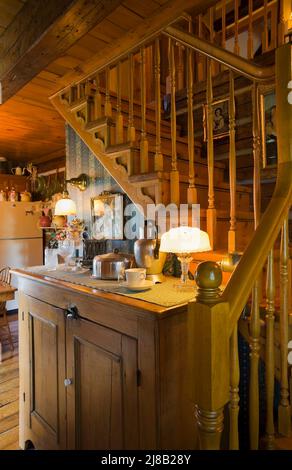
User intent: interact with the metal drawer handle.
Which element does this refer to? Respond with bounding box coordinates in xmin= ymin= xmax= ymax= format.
xmin=64 ymin=378 xmax=73 ymax=387
xmin=65 ymin=305 xmax=79 ymax=320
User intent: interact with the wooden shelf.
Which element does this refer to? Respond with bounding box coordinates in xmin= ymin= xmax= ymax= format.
xmin=0 ymin=174 xmax=30 ymax=192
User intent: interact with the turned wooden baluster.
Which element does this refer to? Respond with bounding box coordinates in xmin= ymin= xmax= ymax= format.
xmin=116 ymin=61 xmax=123 ymax=144
xmin=176 ymin=43 xmax=184 ymax=91
xmin=234 ymin=0 xmax=240 ymax=55
xmin=104 ymin=67 xmax=112 ymax=117
xmin=278 ymin=0 xmax=286 ymax=46
xmin=229 ymin=324 xmax=240 ymax=449
xmin=249 ymin=279 xmax=261 ymax=449
xmin=263 ymin=0 xmax=269 ymax=52
xmin=221 ymin=0 xmax=226 ymax=73
xmin=187 ymin=32 xmax=197 ymax=205
xmin=127 ymin=53 xmax=135 ymax=143
xmin=264 ymin=248 xmax=275 ymax=449
xmin=197 ymin=14 xmax=204 ymax=81
xmin=252 ymin=82 xmax=261 ymax=229
xmin=228 ymin=70 xmax=237 ymax=253
xmin=168 ymin=38 xmax=180 ymax=205
xmin=94 ymin=73 xmax=102 ymax=120
xmin=154 ymin=39 xmax=163 ymax=172
xmin=209 ymin=7 xmax=218 ymax=75
xmin=206 ymin=59 xmax=216 ymax=249
xmin=248 ymin=0 xmax=253 ymax=59
xmin=222 ymin=0 xmax=226 ymax=50
xmin=191 ymin=261 xmax=229 ymax=450
xmin=278 ymin=217 xmax=291 ymax=436
xmin=140 ymin=46 xmax=149 ymax=173
xmin=76 ymin=83 xmax=81 ymax=100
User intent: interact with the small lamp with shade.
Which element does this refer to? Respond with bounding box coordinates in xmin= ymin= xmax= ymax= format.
xmin=160 ymin=226 xmax=211 ymax=289
xmin=54 ymin=190 xmax=77 ymax=216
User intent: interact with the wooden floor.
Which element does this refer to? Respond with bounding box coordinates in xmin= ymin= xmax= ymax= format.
xmin=0 ymin=314 xmax=19 ymax=450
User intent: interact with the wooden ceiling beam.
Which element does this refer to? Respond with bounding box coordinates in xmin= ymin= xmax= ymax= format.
xmin=0 ymin=0 xmax=123 ymax=104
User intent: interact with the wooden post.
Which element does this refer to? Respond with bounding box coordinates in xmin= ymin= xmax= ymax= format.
xmin=187 ymin=40 xmax=197 ymax=204
xmin=206 ymin=58 xmax=216 ymax=249
xmin=94 ymin=73 xmax=102 ymax=120
xmin=252 ymin=82 xmax=261 ymax=229
xmin=189 ymin=261 xmax=229 ymax=450
xmin=264 ymin=249 xmax=275 ymax=449
xmin=222 ymin=0 xmax=226 ymax=50
xmin=228 ymin=71 xmax=237 ymax=253
xmin=234 ymin=0 xmax=240 ymax=55
xmin=127 ymin=53 xmax=135 ymax=143
xmin=104 ymin=67 xmax=112 ymax=117
xmin=169 ymin=38 xmax=180 ymax=205
xmin=116 ymin=61 xmax=124 ymax=144
xmin=140 ymin=46 xmax=149 ymax=173
xmin=154 ymin=39 xmax=163 ymax=172
xmin=197 ymin=14 xmax=204 ymax=82
xmin=248 ymin=0 xmax=253 ymax=59
xmin=263 ymin=0 xmax=268 ymax=52
xmin=278 ymin=217 xmax=291 ymax=436
xmin=249 ymin=280 xmax=261 ymax=450
xmin=176 ymin=44 xmax=184 ymax=91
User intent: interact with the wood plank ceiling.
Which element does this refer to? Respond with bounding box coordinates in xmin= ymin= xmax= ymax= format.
xmin=0 ymin=0 xmax=170 ymax=171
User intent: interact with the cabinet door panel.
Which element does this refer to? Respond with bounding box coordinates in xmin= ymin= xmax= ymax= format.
xmin=66 ymin=318 xmax=139 ymax=449
xmin=20 ymin=296 xmax=66 ymax=450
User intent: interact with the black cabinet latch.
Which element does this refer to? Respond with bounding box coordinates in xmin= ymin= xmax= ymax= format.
xmin=65 ymin=305 xmax=79 ymax=320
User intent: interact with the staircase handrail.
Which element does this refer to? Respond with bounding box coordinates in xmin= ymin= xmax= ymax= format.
xmin=163 ymin=26 xmax=275 ymax=82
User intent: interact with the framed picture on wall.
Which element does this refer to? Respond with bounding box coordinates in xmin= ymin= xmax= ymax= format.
xmin=260 ymin=87 xmax=277 ymax=168
xmin=203 ymin=98 xmax=230 ymax=141
xmin=91 ymin=192 xmax=124 ymax=240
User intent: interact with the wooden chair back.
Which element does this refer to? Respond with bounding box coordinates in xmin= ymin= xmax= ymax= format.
xmin=0 ymin=267 xmax=11 ymax=286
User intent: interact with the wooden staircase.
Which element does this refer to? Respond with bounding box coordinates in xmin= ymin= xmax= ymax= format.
xmin=51 ymin=85 xmax=255 ymax=251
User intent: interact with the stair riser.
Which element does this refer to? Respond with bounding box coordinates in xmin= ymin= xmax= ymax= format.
xmin=139 ymin=178 xmax=251 ymax=211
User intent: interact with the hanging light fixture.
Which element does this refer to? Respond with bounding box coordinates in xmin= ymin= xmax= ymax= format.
xmin=54 ymin=190 xmax=77 ymax=216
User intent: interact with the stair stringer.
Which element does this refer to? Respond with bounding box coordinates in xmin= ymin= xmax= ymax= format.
xmin=50 ymin=95 xmax=154 ymax=213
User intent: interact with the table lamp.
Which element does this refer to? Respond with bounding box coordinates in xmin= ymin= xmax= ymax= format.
xmin=160 ymin=226 xmax=211 ymax=289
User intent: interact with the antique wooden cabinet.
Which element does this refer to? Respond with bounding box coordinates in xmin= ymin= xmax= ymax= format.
xmin=16 ymin=270 xmax=196 ymax=450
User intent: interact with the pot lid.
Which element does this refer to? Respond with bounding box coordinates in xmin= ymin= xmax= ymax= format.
xmin=94 ymin=249 xmax=133 ymax=262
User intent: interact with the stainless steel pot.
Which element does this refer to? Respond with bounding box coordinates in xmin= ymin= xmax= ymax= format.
xmin=134 ymin=239 xmax=166 ymax=283
xmin=92 ymin=250 xmax=134 ymax=280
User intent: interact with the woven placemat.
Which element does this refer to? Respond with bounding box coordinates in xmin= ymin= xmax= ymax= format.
xmin=23 ymin=266 xmax=196 ymax=308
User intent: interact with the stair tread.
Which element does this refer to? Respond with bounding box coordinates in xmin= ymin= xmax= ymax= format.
xmin=104 ymin=140 xmax=226 ymax=170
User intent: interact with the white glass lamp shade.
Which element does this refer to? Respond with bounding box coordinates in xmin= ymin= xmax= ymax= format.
xmin=54 ymin=197 xmax=77 ymax=216
xmin=160 ymin=226 xmax=211 ymax=254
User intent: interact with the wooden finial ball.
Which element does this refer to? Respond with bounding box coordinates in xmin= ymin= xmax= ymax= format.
xmin=195 ymin=261 xmax=222 ymax=289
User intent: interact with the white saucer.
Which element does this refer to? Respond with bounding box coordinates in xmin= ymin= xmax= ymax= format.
xmin=121 ymin=280 xmax=153 ymax=291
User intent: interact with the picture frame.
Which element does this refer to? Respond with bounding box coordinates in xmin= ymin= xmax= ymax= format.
xmin=91 ymin=192 xmax=124 ymax=240
xmin=259 ymin=85 xmax=277 ymax=168
xmin=203 ymin=98 xmax=230 ymax=141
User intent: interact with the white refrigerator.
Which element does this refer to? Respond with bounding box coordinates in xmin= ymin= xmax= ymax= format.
xmin=0 ymin=201 xmax=43 ymax=310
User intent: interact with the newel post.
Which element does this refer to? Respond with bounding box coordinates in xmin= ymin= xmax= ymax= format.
xmin=188 ymin=261 xmax=230 ymax=450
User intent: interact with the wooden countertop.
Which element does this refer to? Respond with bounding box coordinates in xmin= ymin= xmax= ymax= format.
xmin=12 ymin=268 xmax=189 ymax=317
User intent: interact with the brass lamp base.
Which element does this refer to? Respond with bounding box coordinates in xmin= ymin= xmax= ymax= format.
xmin=146 ymin=273 xmax=165 ymax=283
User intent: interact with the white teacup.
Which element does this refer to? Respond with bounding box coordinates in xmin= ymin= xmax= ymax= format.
xmin=125 ymin=268 xmax=146 ymax=287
